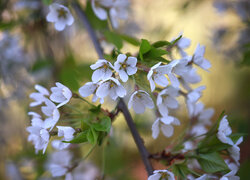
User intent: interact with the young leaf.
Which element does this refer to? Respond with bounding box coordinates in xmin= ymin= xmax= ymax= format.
xmin=42 ymin=0 xmax=53 ymax=5
xmin=144 ymin=47 xmax=168 ymax=59
xmin=197 ymin=152 xmax=229 ymax=173
xmin=172 ymin=163 xmax=189 ymax=179
xmin=87 ymin=128 xmax=98 ymax=144
xmin=64 ymin=131 xmax=88 ymax=144
xmin=119 ymin=34 xmax=140 ymax=46
xmin=139 ymin=39 xmax=151 ymax=60
xmin=89 ymin=104 xmax=101 ymax=114
xmin=171 ymin=35 xmax=182 ymax=45
xmin=92 ymin=116 xmax=111 ymax=132
xmin=152 ymin=40 xmax=171 ymax=48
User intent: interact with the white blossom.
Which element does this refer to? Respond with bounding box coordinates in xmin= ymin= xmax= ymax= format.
xmin=79 ymin=82 xmax=104 ymax=104
xmin=50 ymin=82 xmax=72 ymax=108
xmin=91 ymin=0 xmax=113 ymax=20
xmin=182 ymin=141 xmax=195 ymax=153
xmin=47 ymin=150 xmax=72 ymax=178
xmin=114 ymin=54 xmax=137 ymax=82
xmin=180 ymin=67 xmax=201 ymax=91
xmin=157 ymin=86 xmax=179 ymax=117
xmin=190 ymin=124 xmax=208 ymax=137
xmin=29 ymin=84 xmax=49 ymax=107
xmin=41 ymin=99 xmax=60 ymax=130
xmin=96 ymin=77 xmax=126 ymax=100
xmin=176 ymin=37 xmax=191 ymax=57
xmin=26 ymin=114 xmax=50 ymax=153
xmin=187 ymin=101 xmax=214 ymax=125
xmin=192 ymin=44 xmax=211 ymax=70
xmin=187 ymin=86 xmax=206 ymax=103
xmin=109 ymin=0 xmax=129 ymax=29
xmin=165 ymin=58 xmax=190 ymax=88
xmin=152 ymin=116 xmax=180 ymax=139
xmin=228 ymin=137 xmax=243 ymax=165
xmin=128 ymin=90 xmax=154 ymax=114
xmin=90 ymin=59 xmax=114 ymax=82
xmin=148 ymin=169 xmax=175 ymax=180
xmin=147 ymin=62 xmax=168 ymax=92
xmin=46 ymin=3 xmax=74 ymax=31
xmin=220 ymin=160 xmax=239 ymax=180
xmin=52 ymin=126 xmax=75 ymax=150
xmin=217 ymin=115 xmax=234 ymax=145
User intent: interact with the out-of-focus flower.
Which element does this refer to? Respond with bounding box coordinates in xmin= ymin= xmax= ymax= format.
xmin=47 ymin=150 xmax=72 ymax=178
xmin=180 ymin=67 xmax=201 ymax=91
xmin=46 ymin=3 xmax=74 ymax=31
xmin=91 ymin=0 xmax=113 ymax=20
xmin=148 ymin=169 xmax=175 ymax=180
xmin=79 ymin=82 xmax=104 ymax=104
xmin=176 ymin=37 xmax=191 ymax=57
xmin=190 ymin=124 xmax=208 ymax=137
xmin=228 ymin=137 xmax=243 ymax=165
xmin=50 ymin=82 xmax=72 ymax=108
xmin=128 ymin=90 xmax=154 ymax=114
xmin=29 ymin=84 xmax=49 ymax=107
xmin=90 ymin=59 xmax=114 ymax=82
xmin=52 ymin=126 xmax=75 ymax=150
xmin=217 ymin=115 xmax=233 ymax=145
xmin=96 ymin=77 xmax=126 ymax=100
xmin=41 ymin=99 xmax=60 ymax=130
xmin=187 ymin=86 xmax=206 ymax=103
xmin=220 ymin=160 xmax=239 ymax=180
xmin=114 ymin=54 xmax=137 ymax=82
xmin=157 ymin=86 xmax=179 ymax=117
xmin=192 ymin=44 xmax=211 ymax=70
xmin=152 ymin=116 xmax=180 ymax=139
xmin=147 ymin=62 xmax=168 ymax=92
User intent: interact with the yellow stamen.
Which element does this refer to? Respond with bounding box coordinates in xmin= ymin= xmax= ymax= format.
xmin=57 ymin=8 xmax=67 ymax=19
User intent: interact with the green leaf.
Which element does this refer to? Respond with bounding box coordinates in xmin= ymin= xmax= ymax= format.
xmin=92 ymin=116 xmax=111 ymax=132
xmin=171 ymin=35 xmax=182 ymax=45
xmin=0 ymin=21 xmax=17 ymax=30
xmin=89 ymin=104 xmax=101 ymax=114
xmin=87 ymin=128 xmax=98 ymax=144
xmin=197 ymin=152 xmax=229 ymax=173
xmin=103 ymin=31 xmax=123 ymax=50
xmin=139 ymin=39 xmax=151 ymax=60
xmin=64 ymin=131 xmax=88 ymax=144
xmin=119 ymin=34 xmax=140 ymax=46
xmin=229 ymin=133 xmax=246 ymax=144
xmin=145 ymin=47 xmax=168 ymax=59
xmin=42 ymin=0 xmax=53 ymax=5
xmin=172 ymin=163 xmax=189 ymax=179
xmin=152 ymin=40 xmax=171 ymax=48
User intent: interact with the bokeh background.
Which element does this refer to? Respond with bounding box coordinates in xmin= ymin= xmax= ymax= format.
xmin=0 ymin=0 xmax=249 ymax=179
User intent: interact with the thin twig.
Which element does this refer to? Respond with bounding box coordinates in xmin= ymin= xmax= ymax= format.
xmin=72 ymin=1 xmax=153 ymax=176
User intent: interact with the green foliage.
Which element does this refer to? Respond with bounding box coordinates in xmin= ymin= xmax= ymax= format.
xmin=104 ymin=31 xmax=123 ymax=50
xmin=42 ymin=0 xmax=53 ymax=5
xmin=31 ymin=58 xmax=53 ymax=72
xmin=241 ymin=43 xmax=250 ymax=66
xmin=139 ymin=39 xmax=151 ymax=60
xmin=118 ymin=34 xmax=140 ymax=46
xmin=152 ymin=40 xmax=171 ymax=48
xmin=65 ymin=131 xmax=88 ymax=144
xmin=89 ymin=104 xmax=102 ymax=114
xmin=172 ymin=163 xmax=189 ymax=179
xmin=197 ymin=152 xmax=229 ymax=173
xmin=92 ymin=116 xmax=111 ymax=132
xmin=87 ymin=127 xmax=99 ymax=144
xmin=0 ymin=21 xmax=17 ymax=30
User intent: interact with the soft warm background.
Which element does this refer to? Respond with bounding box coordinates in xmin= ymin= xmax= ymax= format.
xmin=0 ymin=0 xmax=249 ymax=179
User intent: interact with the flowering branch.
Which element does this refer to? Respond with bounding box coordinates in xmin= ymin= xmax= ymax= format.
xmin=72 ymin=1 xmax=153 ymax=176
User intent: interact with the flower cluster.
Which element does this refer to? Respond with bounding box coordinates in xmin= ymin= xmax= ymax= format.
xmin=27 ymin=82 xmax=73 ymax=153
xmin=91 ymin=0 xmax=129 ymax=28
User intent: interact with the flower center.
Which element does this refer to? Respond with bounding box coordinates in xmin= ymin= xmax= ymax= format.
xmin=153 ymin=71 xmax=157 ymax=75
xmin=57 ymin=8 xmax=67 ymax=19
xmin=122 ymin=63 xmax=127 ymax=68
xmin=103 ymin=64 xmax=108 ymax=69
xmin=110 ymin=83 xmax=115 ymax=88
xmin=136 ymin=93 xmax=142 ymax=98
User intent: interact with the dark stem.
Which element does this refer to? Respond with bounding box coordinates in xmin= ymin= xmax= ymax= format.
xmin=72 ymin=1 xmax=153 ymax=176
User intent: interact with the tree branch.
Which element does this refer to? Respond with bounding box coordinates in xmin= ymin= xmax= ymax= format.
xmin=72 ymin=1 xmax=153 ymax=176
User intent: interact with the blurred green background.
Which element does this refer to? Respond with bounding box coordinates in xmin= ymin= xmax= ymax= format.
xmin=0 ymin=0 xmax=249 ymax=179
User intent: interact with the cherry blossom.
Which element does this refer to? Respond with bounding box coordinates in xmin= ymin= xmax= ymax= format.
xmin=217 ymin=115 xmax=234 ymax=145
xmin=114 ymin=54 xmax=137 ymax=82
xmin=29 ymin=84 xmax=49 ymax=107
xmin=91 ymin=0 xmax=113 ymax=20
xmin=128 ymin=90 xmax=154 ymax=114
xmin=90 ymin=59 xmax=114 ymax=82
xmin=50 ymin=82 xmax=72 ymax=108
xmin=148 ymin=169 xmax=175 ymax=180
xmin=46 ymin=3 xmax=74 ymax=31
xmin=79 ymin=82 xmax=104 ymax=104
xmin=192 ymin=44 xmax=211 ymax=70
xmin=52 ymin=126 xmax=75 ymax=150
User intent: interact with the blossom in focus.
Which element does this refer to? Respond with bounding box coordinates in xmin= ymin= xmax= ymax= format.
xmin=109 ymin=0 xmax=129 ymax=29
xmin=152 ymin=116 xmax=180 ymax=139
xmin=157 ymin=86 xmax=179 ymax=117
xmin=128 ymin=90 xmax=154 ymax=114
xmin=47 ymin=150 xmax=72 ymax=178
xmin=217 ymin=115 xmax=234 ymax=145
xmin=114 ymin=54 xmax=137 ymax=82
xmin=29 ymin=84 xmax=49 ymax=107
xmin=79 ymin=82 xmax=104 ymax=104
xmin=46 ymin=3 xmax=74 ymax=31
xmin=41 ymin=99 xmax=60 ymax=130
xmin=147 ymin=62 xmax=168 ymax=92
xmin=52 ymin=126 xmax=75 ymax=150
xmin=50 ymin=82 xmax=72 ymax=108
xmin=148 ymin=169 xmax=175 ymax=180
xmin=192 ymin=44 xmax=211 ymax=70
xmin=90 ymin=59 xmax=114 ymax=82
xmin=96 ymin=77 xmax=126 ymax=100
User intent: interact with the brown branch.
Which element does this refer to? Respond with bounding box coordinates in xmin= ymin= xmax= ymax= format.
xmin=72 ymin=1 xmax=153 ymax=176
